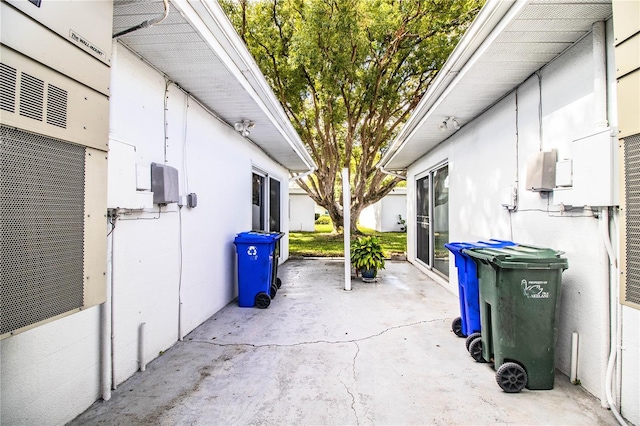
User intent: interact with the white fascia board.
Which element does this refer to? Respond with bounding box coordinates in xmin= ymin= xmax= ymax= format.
xmin=379 ymin=0 xmax=521 ymax=169
xmin=173 ymin=0 xmax=316 ymax=172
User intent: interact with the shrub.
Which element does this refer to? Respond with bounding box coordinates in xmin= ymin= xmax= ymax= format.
xmin=350 ymin=236 xmax=386 ymax=272
xmin=315 ymin=215 xmax=332 ymax=225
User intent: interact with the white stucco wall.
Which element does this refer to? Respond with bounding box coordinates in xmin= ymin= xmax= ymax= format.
xmin=0 ymin=43 xmax=292 ymax=425
xmin=289 ymin=191 xmax=316 ymax=231
xmin=406 ymin=26 xmax=639 ymax=424
xmin=359 ymin=188 xmax=407 ymax=232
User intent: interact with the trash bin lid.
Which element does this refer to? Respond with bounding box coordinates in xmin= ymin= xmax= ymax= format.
xmin=445 ymin=239 xmax=516 ymax=254
xmin=234 ymin=231 xmax=277 ymax=244
xmin=463 ymin=244 xmax=568 ymax=270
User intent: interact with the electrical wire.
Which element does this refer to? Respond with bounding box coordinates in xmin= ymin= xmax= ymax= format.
xmin=117 ymin=206 xmax=163 ymax=220
xmin=164 ymin=79 xmax=170 ymax=163
xmin=516 ymin=196 xmax=596 ymax=217
xmin=107 ymin=213 xmax=118 ymax=237
xmin=536 ymin=71 xmax=543 ymax=151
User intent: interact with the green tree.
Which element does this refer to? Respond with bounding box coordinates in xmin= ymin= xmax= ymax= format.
xmin=223 ymin=0 xmax=482 ymax=233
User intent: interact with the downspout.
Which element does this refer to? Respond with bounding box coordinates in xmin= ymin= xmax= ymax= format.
xmin=377 ymin=164 xmax=407 ymax=180
xmin=289 ymin=167 xmax=316 ymax=182
xmin=112 ymin=0 xmax=170 ymax=39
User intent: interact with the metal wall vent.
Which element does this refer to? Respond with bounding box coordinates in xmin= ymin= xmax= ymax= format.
xmin=46 ymin=84 xmax=67 ymax=128
xmin=19 ymin=72 xmax=44 ymax=121
xmin=0 ymin=125 xmax=85 ymax=335
xmin=0 ymin=63 xmax=17 ymax=113
xmin=624 ymin=133 xmax=640 ymax=307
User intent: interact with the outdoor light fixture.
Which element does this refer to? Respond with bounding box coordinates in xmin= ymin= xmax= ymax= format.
xmin=234 ymin=120 xmax=255 ymax=137
xmin=438 ymin=116 xmax=461 ymax=131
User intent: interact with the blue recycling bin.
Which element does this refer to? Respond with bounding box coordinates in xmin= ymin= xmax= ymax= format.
xmin=445 ymin=239 xmax=516 ymax=338
xmin=234 ymin=231 xmax=283 ymax=309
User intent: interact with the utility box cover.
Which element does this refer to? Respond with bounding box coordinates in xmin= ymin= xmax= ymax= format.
xmin=526 ymin=150 xmax=557 ymax=192
xmin=571 ymin=129 xmax=618 ymax=206
xmin=151 ymin=163 xmax=179 ymax=205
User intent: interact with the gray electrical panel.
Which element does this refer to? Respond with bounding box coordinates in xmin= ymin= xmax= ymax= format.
xmin=151 ymin=163 xmax=179 ymax=205
xmin=526 ymin=150 xmax=557 ymax=192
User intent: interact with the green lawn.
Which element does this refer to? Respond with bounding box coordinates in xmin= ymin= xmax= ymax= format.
xmin=289 ymin=224 xmax=407 ymax=257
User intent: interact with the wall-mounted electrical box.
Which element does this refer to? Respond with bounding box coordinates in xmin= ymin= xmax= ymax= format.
xmin=553 ymin=128 xmax=618 ymax=207
xmin=151 ymin=163 xmax=179 ymax=205
xmin=187 ymin=193 xmax=198 ymax=208
xmin=526 ymin=150 xmax=557 ymax=191
xmin=501 ymin=186 xmax=517 ymax=210
xmin=572 ymin=129 xmax=618 ymax=206
xmin=555 ymin=159 xmax=573 ymax=187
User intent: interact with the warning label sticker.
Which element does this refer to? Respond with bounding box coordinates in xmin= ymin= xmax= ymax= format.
xmin=69 ymin=30 xmax=106 ymax=59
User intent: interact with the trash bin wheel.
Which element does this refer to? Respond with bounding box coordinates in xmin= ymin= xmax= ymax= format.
xmin=270 ymin=284 xmax=278 ymax=299
xmin=255 ymin=292 xmax=271 ymax=309
xmin=451 ymin=317 xmax=465 ymax=337
xmin=496 ymin=362 xmax=528 ymax=393
xmin=276 ymin=277 xmax=282 ymax=289
xmin=465 ymin=332 xmax=482 ymax=351
xmin=468 ymin=337 xmax=485 ymax=363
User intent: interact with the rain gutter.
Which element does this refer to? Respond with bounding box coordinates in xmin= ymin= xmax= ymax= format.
xmin=112 ymin=0 xmax=169 ymax=39
xmin=378 ymin=0 xmax=522 ymax=171
xmin=175 ymin=0 xmax=316 ymax=173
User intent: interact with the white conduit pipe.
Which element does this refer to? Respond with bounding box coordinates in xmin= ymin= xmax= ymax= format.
xmin=600 ymin=208 xmax=627 ymax=426
xmin=101 ymin=220 xmax=114 ymax=401
xmin=139 ymin=322 xmax=147 ymax=372
xmin=599 ymin=210 xmax=611 ymax=409
xmin=592 ymin=21 xmax=608 ymax=129
xmin=110 ymin=219 xmax=117 ymax=391
xmin=570 ymin=332 xmax=578 ymax=384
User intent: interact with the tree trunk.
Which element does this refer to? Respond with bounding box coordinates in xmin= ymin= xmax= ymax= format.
xmin=323 ymin=200 xmax=364 ymax=235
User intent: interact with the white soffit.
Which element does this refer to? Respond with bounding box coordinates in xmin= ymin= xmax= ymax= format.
xmin=383 ymin=0 xmax=613 ymax=171
xmin=112 ymin=0 xmax=315 ymax=172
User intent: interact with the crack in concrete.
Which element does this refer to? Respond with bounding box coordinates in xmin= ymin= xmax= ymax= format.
xmin=351 ymin=341 xmax=361 ymax=425
xmin=189 ymin=318 xmax=444 ymax=348
xmin=337 ymin=341 xmax=361 ymax=425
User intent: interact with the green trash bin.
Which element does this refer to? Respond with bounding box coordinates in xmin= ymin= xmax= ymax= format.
xmin=463 ymin=245 xmax=568 ymax=393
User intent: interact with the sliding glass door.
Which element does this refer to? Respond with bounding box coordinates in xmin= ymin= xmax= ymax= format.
xmin=252 ymin=171 xmax=281 ymax=233
xmin=415 ymin=164 xmax=449 ymax=277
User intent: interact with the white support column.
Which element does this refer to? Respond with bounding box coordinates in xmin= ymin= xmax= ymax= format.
xmin=343 ymin=168 xmax=351 ymax=291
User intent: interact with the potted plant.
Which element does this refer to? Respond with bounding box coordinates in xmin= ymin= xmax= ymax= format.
xmin=350 ymin=236 xmax=386 ymax=282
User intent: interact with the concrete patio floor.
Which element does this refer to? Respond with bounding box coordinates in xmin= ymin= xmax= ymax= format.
xmin=70 ymin=259 xmax=617 ymax=425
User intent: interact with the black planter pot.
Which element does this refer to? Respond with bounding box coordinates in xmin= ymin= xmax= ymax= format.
xmin=361 ymin=268 xmax=377 ymax=282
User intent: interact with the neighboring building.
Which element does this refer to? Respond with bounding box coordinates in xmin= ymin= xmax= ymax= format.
xmin=379 ymin=1 xmax=639 ymax=424
xmin=359 ymin=187 xmax=407 ymax=232
xmin=289 ymin=183 xmax=407 ymax=233
xmin=289 ymin=183 xmax=317 ymax=231
xmin=0 ymin=1 xmax=314 ymax=425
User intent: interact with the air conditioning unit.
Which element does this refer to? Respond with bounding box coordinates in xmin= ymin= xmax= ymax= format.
xmin=0 ymin=0 xmax=112 ymax=338
xmin=614 ymin=0 xmax=640 ymax=310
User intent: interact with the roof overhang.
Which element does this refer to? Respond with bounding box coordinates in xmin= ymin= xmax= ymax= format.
xmin=112 ymin=0 xmax=316 ymax=173
xmin=380 ymin=0 xmax=613 ymax=171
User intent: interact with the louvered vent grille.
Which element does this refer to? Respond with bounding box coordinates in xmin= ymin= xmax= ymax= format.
xmin=624 ymin=133 xmax=640 ymax=306
xmin=19 ymin=72 xmax=44 ymax=121
xmin=0 ymin=63 xmax=17 ymax=113
xmin=46 ymin=84 xmax=67 ymax=128
xmin=0 ymin=126 xmax=85 ymax=335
